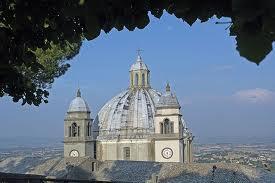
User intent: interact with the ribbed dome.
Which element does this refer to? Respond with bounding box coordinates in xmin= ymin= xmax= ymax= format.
xmin=95 ymin=88 xmax=161 ymax=139
xmin=130 ymin=56 xmax=149 ymax=71
xmin=68 ymin=89 xmax=90 ymax=112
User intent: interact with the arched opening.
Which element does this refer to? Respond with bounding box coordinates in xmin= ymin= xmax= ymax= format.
xmin=142 ymin=73 xmax=145 ymax=86
xmin=160 ymin=122 xmax=163 ymax=134
xmin=170 ymin=122 xmax=174 ymax=133
xmin=164 ymin=119 xmax=170 ymax=134
xmin=72 ymin=123 xmax=78 ymax=137
xmin=131 ymin=73 xmax=134 ymax=86
xmin=163 ymin=118 xmax=174 ymax=134
xmin=69 ymin=126 xmax=72 ymax=137
xmin=135 ymin=73 xmax=139 ymax=86
xmin=147 ymin=72 xmax=150 ymax=85
xmin=87 ymin=122 xmax=91 ymax=136
xmin=78 ymin=126 xmax=80 ymax=137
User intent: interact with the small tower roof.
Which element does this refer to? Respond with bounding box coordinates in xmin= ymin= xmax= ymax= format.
xmin=68 ymin=89 xmax=90 ymax=112
xmin=157 ymin=84 xmax=180 ymax=108
xmin=130 ymin=54 xmax=149 ymax=71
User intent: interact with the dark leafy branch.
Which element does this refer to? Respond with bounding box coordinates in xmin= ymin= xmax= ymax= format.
xmin=0 ymin=0 xmax=275 ymax=106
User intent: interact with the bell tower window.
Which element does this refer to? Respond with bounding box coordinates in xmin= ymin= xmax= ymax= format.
xmin=72 ymin=123 xmax=78 ymax=137
xmin=69 ymin=126 xmax=72 ymax=137
xmin=78 ymin=126 xmax=80 ymax=137
xmin=160 ymin=123 xmax=164 ymax=134
xmin=161 ymin=118 xmax=174 ymax=134
xmin=87 ymin=122 xmax=92 ymax=136
xmin=164 ymin=119 xmax=169 ymax=134
xmin=170 ymin=122 xmax=174 ymax=133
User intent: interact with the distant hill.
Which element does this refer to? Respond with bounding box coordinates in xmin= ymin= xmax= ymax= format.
xmin=1 ymin=136 xmax=274 ymax=150
xmin=0 ymin=137 xmax=63 ymax=150
xmin=195 ymin=136 xmax=275 ymax=144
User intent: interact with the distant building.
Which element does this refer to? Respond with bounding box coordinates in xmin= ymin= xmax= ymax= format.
xmin=64 ymin=54 xmax=194 ymax=163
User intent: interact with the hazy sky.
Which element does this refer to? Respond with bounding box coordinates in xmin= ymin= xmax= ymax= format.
xmin=1 ymin=13 xmax=275 ymax=142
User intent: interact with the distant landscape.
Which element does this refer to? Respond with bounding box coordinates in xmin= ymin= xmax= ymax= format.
xmin=1 ymin=136 xmax=274 ymax=150
xmin=0 ymin=137 xmax=63 ymax=150
xmin=0 ymin=136 xmax=274 ymax=174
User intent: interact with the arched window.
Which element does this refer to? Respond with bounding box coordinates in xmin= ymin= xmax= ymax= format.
xmin=164 ymin=119 xmax=170 ymax=134
xmin=160 ymin=123 xmax=163 ymax=134
xmin=72 ymin=123 xmax=78 ymax=137
xmin=69 ymin=126 xmax=72 ymax=137
xmin=87 ymin=122 xmax=91 ymax=136
xmin=78 ymin=126 xmax=80 ymax=137
xmin=170 ymin=122 xmax=174 ymax=133
xmin=163 ymin=118 xmax=174 ymax=134
xmin=142 ymin=73 xmax=145 ymax=86
xmin=135 ymin=73 xmax=139 ymax=86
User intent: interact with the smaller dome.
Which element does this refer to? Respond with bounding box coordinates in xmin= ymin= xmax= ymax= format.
xmin=130 ymin=56 xmax=149 ymax=71
xmin=68 ymin=89 xmax=90 ymax=112
xmin=157 ymin=83 xmax=180 ymax=108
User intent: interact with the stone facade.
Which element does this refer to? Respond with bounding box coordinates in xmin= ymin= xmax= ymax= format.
xmin=97 ymin=139 xmax=154 ymax=161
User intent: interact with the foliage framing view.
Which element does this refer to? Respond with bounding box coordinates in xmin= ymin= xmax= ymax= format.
xmin=0 ymin=0 xmax=275 ymax=106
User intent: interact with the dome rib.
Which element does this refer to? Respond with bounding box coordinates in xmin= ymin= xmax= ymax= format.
xmin=114 ymin=91 xmax=130 ymax=130
xmin=99 ymin=91 xmax=127 ymax=129
xmin=143 ymin=89 xmax=155 ymax=129
xmin=107 ymin=91 xmax=128 ymax=131
xmin=96 ymin=88 xmax=161 ymax=140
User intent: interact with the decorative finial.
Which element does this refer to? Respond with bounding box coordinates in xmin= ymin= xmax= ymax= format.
xmin=137 ymin=48 xmax=143 ymax=56
xmin=77 ymin=88 xmax=81 ymax=97
xmin=166 ymin=82 xmax=171 ymax=92
xmin=137 ymin=49 xmax=143 ymax=62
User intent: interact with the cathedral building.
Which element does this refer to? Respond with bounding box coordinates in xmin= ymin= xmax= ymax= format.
xmin=64 ymin=55 xmax=194 ymax=163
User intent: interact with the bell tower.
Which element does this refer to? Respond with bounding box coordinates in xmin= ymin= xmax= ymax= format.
xmin=64 ymin=89 xmax=95 ymax=158
xmin=154 ymin=84 xmax=193 ymax=163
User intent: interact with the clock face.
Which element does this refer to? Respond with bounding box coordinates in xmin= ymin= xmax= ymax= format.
xmin=70 ymin=150 xmax=79 ymax=157
xmin=162 ymin=148 xmax=173 ymax=159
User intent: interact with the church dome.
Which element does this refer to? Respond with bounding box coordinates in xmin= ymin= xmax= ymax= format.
xmin=68 ymin=89 xmax=90 ymax=112
xmin=96 ymin=88 xmax=161 ymax=139
xmin=130 ymin=56 xmax=149 ymax=71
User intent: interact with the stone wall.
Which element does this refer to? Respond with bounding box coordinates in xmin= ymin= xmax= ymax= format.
xmin=97 ymin=139 xmax=154 ymax=161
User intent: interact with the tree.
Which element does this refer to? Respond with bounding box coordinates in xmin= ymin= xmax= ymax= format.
xmin=0 ymin=40 xmax=81 ymax=106
xmin=1 ymin=0 xmax=275 ymax=105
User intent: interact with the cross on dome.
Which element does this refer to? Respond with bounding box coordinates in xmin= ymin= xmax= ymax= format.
xmin=136 ymin=49 xmax=143 ymax=62
xmin=130 ymin=51 xmax=148 ymax=71
xmin=137 ymin=48 xmax=143 ymax=56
